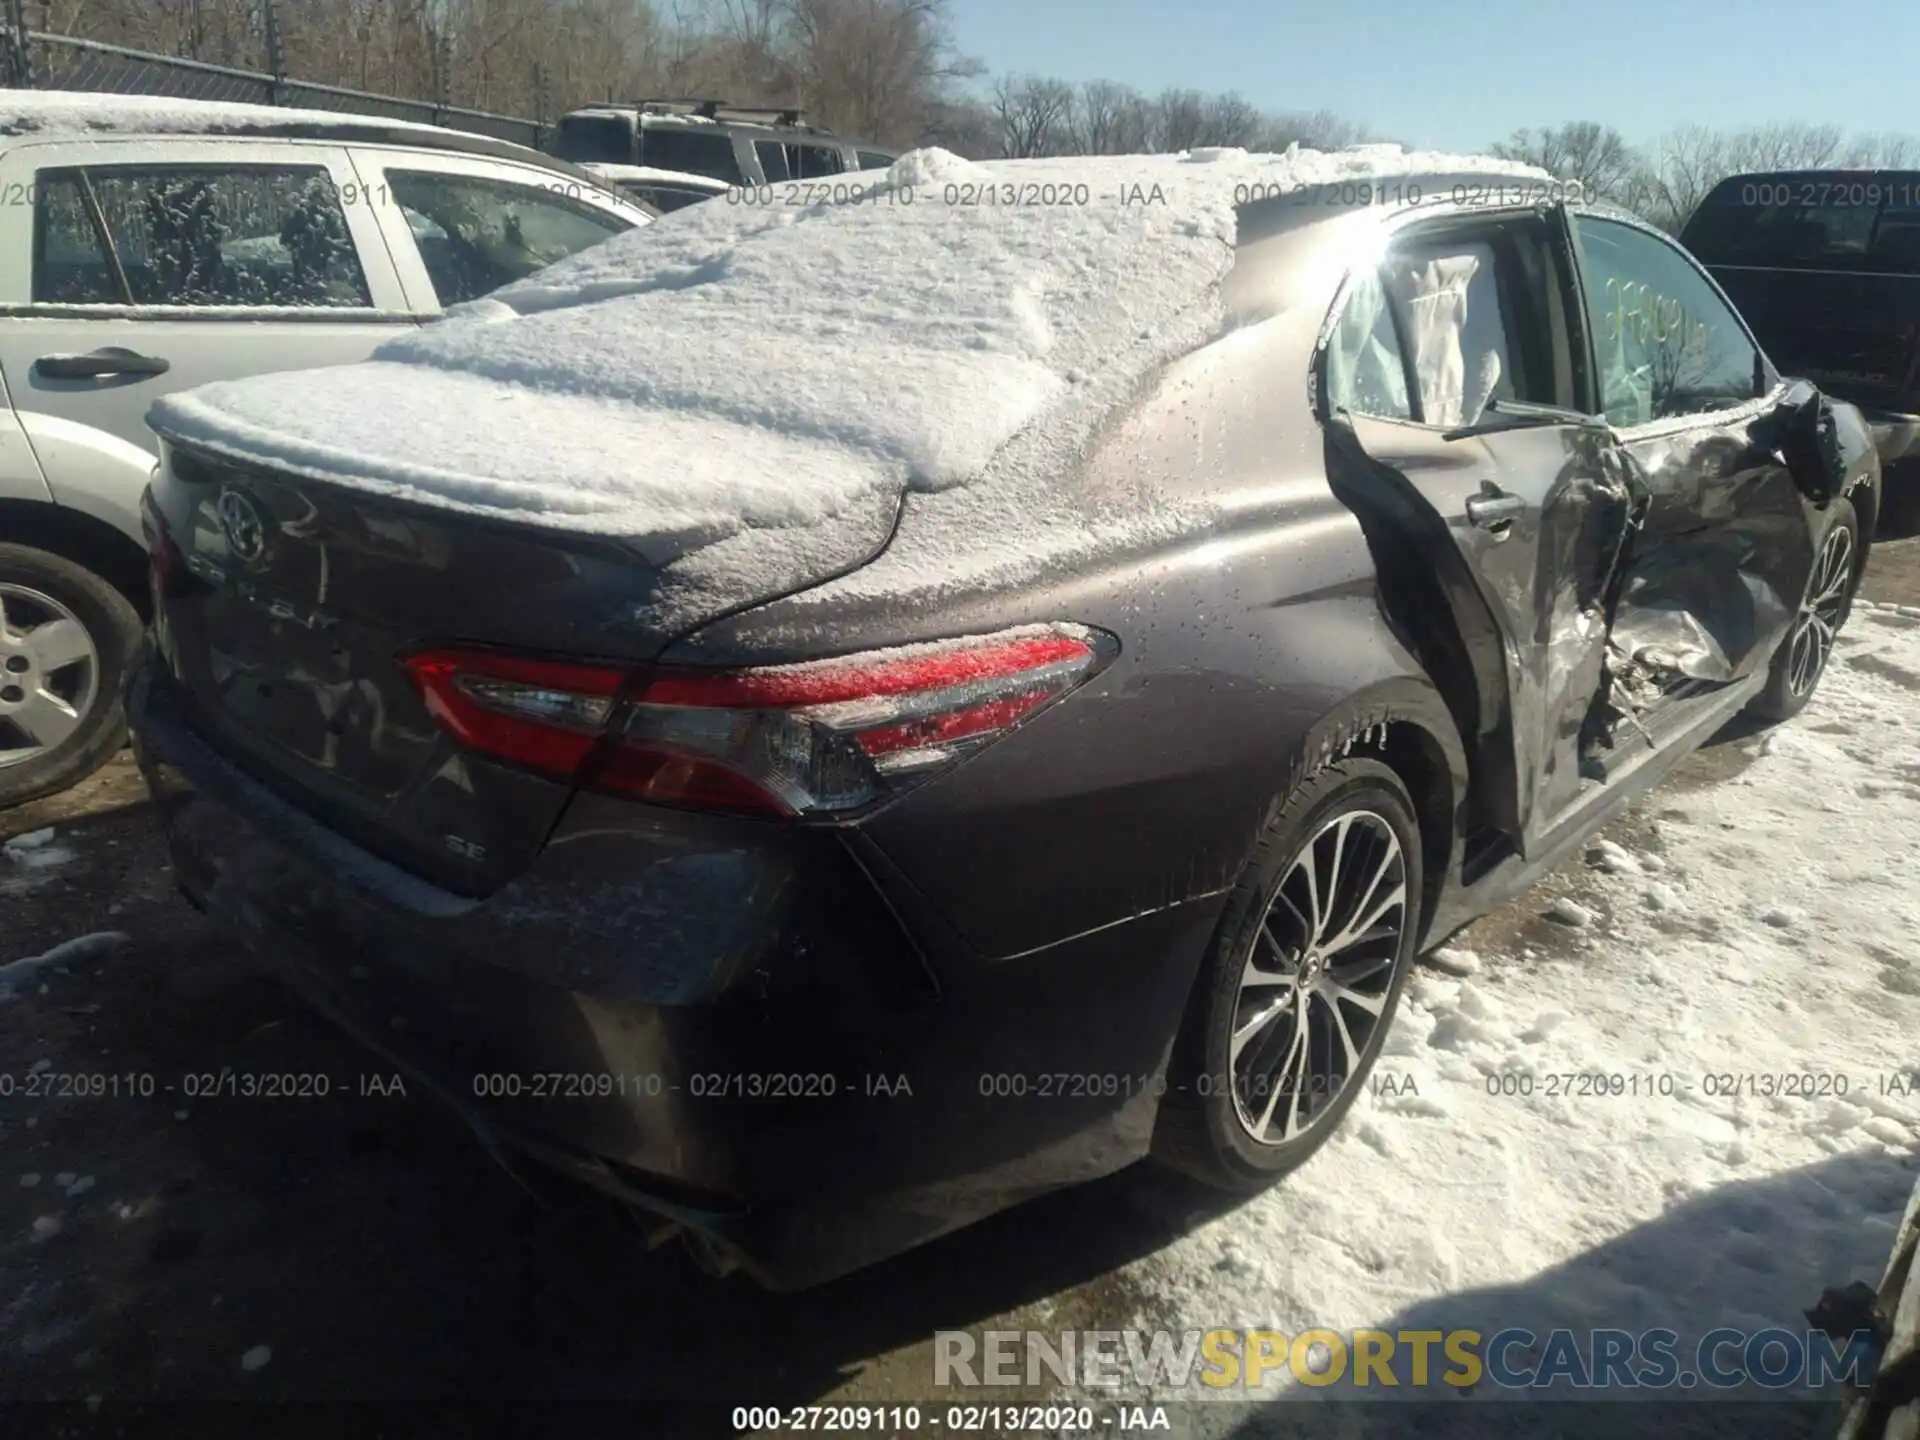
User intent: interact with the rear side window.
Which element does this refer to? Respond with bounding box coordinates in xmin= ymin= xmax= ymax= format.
xmin=385 ymin=170 xmax=630 ymax=306
xmin=1323 ymin=271 xmax=1413 ymax=420
xmin=857 ymin=150 xmax=896 ymax=172
xmin=1683 ymin=173 xmax=1920 ymax=274
xmin=1380 ymin=238 xmax=1520 ymax=427
xmin=639 ymin=127 xmax=743 ymax=185
xmin=34 ymin=164 xmax=370 ymax=307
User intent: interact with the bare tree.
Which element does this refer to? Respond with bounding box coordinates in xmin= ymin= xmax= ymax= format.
xmin=1195 ymin=90 xmax=1260 ymax=148
xmin=781 ymin=0 xmax=981 ymax=144
xmin=1257 ymin=108 xmax=1369 ymax=152
xmin=991 ymin=73 xmax=1073 ymax=157
xmin=1066 ymin=78 xmax=1131 ymax=155
xmin=1490 ymin=121 xmax=1640 ymax=202
xmin=1152 ymin=87 xmax=1206 ymax=153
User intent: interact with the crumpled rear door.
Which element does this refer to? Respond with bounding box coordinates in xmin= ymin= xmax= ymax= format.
xmin=1333 ymin=414 xmax=1636 ymax=853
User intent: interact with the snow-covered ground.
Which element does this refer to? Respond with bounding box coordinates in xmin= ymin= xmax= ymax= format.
xmin=1107 ymin=600 xmax=1920 ymax=1418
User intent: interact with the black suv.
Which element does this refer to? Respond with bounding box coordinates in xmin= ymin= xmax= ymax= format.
xmin=550 ymin=100 xmax=897 ymax=188
xmin=1683 ymin=171 xmax=1920 ymax=472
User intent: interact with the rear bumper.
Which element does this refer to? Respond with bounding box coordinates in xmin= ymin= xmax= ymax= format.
xmin=127 ymin=654 xmax=1209 ymax=1286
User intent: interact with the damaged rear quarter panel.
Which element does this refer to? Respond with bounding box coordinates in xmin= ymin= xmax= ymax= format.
xmin=680 ymin=308 xmax=1471 ymax=965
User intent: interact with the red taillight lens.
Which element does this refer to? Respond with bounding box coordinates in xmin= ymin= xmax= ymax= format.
xmin=402 ymin=651 xmax=624 ymax=780
xmin=403 ymin=626 xmax=1108 ymax=817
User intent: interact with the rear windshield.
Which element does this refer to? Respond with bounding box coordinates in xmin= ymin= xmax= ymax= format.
xmin=552 ymin=113 xmax=633 ymax=165
xmin=639 ymin=127 xmax=743 ymax=185
xmin=1683 ymin=172 xmax=1920 ymax=273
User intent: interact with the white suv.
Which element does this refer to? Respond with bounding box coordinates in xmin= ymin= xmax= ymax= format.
xmin=0 ymin=92 xmax=654 ymax=806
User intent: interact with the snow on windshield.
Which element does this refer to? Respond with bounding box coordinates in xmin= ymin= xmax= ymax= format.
xmin=150 ymin=144 xmax=1545 ymax=558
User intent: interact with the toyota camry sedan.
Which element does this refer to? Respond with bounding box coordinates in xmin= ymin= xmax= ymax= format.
xmin=125 ymin=145 xmax=1878 ymax=1287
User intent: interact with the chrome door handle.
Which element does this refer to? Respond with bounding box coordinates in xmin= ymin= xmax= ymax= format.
xmin=1465 ymin=492 xmax=1526 ymax=528
xmin=36 ymin=347 xmax=172 ymax=380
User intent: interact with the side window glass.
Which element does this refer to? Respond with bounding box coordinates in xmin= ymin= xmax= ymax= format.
xmin=631 ymin=184 xmax=712 ymax=213
xmin=33 ymin=173 xmax=117 ymax=303
xmin=35 ymin=165 xmax=370 ymax=307
xmin=1574 ymin=216 xmax=1760 ymax=427
xmin=1873 ymin=196 xmax=1920 ymax=272
xmin=1381 ymin=239 xmax=1518 ymax=428
xmin=755 ymin=140 xmax=792 ymax=183
xmin=1324 ymin=271 xmax=1413 ymax=421
xmin=384 ymin=170 xmax=629 ymax=307
xmin=794 ymin=145 xmax=843 ymax=178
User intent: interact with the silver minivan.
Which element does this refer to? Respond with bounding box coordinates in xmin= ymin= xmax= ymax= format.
xmin=0 ymin=91 xmax=655 ymax=806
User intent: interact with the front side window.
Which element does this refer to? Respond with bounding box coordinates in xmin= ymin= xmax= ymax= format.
xmin=385 ymin=170 xmax=630 ymax=306
xmin=1324 ymin=270 xmax=1413 ymax=421
xmin=1574 ymin=215 xmax=1761 ymax=427
xmin=33 ymin=164 xmax=370 ymax=307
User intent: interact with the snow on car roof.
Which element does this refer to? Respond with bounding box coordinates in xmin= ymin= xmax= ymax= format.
xmin=0 ymin=87 xmax=458 ymax=141
xmin=578 ymin=163 xmax=731 ymax=190
xmin=150 ymin=144 xmax=1546 ymax=564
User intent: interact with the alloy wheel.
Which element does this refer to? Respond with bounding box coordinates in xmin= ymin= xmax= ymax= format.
xmin=1785 ymin=522 xmax=1855 ymax=699
xmin=1229 ymin=809 xmax=1408 ymax=1145
xmin=0 ymin=584 xmax=100 ymax=770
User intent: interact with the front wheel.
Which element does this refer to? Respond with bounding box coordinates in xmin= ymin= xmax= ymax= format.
xmin=0 ymin=543 xmax=143 ymax=808
xmin=1152 ymin=756 xmax=1424 ymax=1192
xmin=1747 ymin=496 xmax=1860 ymax=724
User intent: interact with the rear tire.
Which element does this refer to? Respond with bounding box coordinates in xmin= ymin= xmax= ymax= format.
xmin=1152 ymin=757 xmax=1424 ymax=1192
xmin=0 ymin=543 xmax=142 ymax=809
xmin=1747 ymin=497 xmax=1859 ymax=724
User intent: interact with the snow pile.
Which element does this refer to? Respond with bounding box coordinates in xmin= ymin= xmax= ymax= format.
xmin=151 ymin=145 xmax=1545 ymax=564
xmin=1083 ymin=608 xmax=1920 ymax=1419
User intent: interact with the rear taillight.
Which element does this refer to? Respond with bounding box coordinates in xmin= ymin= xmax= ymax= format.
xmin=141 ymin=485 xmax=182 ymax=601
xmin=403 ymin=625 xmax=1109 ymax=817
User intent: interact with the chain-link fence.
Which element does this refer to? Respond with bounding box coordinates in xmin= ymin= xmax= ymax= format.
xmin=3 ymin=6 xmax=550 ymax=152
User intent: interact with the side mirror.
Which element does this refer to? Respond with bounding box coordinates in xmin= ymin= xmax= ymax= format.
xmin=1755 ymin=378 xmax=1846 ymax=503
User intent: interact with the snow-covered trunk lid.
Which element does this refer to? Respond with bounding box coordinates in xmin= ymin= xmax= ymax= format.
xmin=145 ymin=439 xmax=894 ymax=895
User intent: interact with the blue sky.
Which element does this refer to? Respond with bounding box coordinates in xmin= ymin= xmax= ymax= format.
xmin=948 ymin=0 xmax=1918 ymax=152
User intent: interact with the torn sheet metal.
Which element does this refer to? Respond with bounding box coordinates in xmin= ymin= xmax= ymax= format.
xmin=1586 ymin=409 xmax=1820 ymax=739
xmin=1518 ymin=441 xmax=1637 ymax=824
xmin=1607 ymin=537 xmax=1795 ymax=683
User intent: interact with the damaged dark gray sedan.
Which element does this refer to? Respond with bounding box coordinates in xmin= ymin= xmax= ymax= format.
xmin=124 ymin=147 xmax=1879 ymax=1288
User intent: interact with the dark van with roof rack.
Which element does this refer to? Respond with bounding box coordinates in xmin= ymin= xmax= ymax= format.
xmin=550 ymin=99 xmax=898 ymax=189
xmin=1682 ymin=171 xmax=1920 ymax=473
